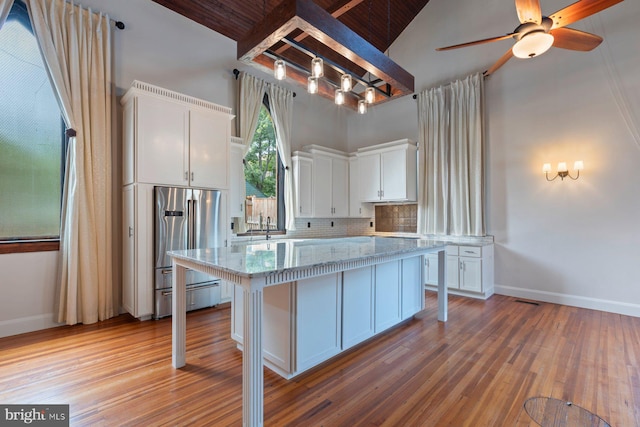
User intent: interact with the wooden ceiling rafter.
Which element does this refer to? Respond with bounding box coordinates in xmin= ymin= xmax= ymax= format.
xmin=237 ymin=0 xmax=415 ymax=110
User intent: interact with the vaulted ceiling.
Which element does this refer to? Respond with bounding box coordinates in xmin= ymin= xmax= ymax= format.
xmin=151 ymin=0 xmax=430 ymax=107
xmin=151 ymin=0 xmax=430 ymax=53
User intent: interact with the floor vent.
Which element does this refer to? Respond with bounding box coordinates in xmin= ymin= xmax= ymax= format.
xmin=515 ymin=299 xmax=540 ymax=306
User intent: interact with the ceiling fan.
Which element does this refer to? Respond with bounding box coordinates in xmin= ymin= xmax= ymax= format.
xmin=436 ymin=0 xmax=624 ymax=76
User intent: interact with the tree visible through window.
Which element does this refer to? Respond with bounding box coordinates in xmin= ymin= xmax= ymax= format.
xmin=0 ymin=1 xmax=64 ymax=242
xmin=243 ymin=103 xmax=283 ymax=232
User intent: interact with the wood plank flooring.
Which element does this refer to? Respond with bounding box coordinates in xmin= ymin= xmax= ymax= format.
xmin=0 ymin=293 xmax=638 ymax=426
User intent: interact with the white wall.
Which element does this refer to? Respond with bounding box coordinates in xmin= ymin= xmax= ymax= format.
xmin=0 ymin=0 xmax=346 ymax=337
xmin=348 ymin=0 xmax=640 ymax=316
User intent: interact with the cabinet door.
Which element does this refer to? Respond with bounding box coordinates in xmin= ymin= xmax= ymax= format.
xmin=374 ymin=260 xmax=401 ymax=333
xmin=401 ymin=256 xmax=423 ymax=319
xmin=294 ymin=157 xmax=313 ymax=217
xmin=263 ymin=282 xmax=292 ymax=373
xmin=446 ymin=255 xmax=460 ymax=289
xmin=122 ymin=186 xmax=135 ymax=315
xmin=296 ymin=274 xmax=342 ymax=372
xmin=342 ymin=267 xmax=374 ymax=350
xmin=136 ymin=95 xmax=188 ymax=186
xmin=348 ymin=158 xmax=373 ymax=218
xmin=229 ymin=143 xmax=245 ymax=218
xmin=424 ymin=253 xmax=439 ymax=285
xmin=189 ymin=109 xmax=229 ymax=189
xmin=460 ymin=257 xmax=482 ymax=292
xmin=358 ymin=153 xmax=381 ymax=202
xmin=332 ymin=157 xmax=349 ymax=217
xmin=312 ymin=155 xmax=332 ymax=217
xmin=381 ymin=149 xmax=407 ymax=200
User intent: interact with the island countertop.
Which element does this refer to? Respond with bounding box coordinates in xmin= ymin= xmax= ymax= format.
xmin=169 ymin=236 xmax=448 ymax=279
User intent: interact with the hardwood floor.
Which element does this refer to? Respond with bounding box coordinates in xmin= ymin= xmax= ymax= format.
xmin=1 ymin=293 xmax=638 ymax=426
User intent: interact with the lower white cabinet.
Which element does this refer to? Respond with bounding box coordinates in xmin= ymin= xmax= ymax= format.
xmin=342 ymin=266 xmax=374 ymax=350
xmin=231 ymin=255 xmax=425 ymax=379
xmin=427 ymin=244 xmax=494 ymax=299
xmin=374 ymin=261 xmax=402 ymax=333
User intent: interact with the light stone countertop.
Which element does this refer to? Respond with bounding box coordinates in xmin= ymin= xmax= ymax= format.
xmin=169 ymin=236 xmax=447 ymax=279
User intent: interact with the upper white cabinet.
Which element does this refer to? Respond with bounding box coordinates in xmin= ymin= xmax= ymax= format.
xmin=357 ymin=139 xmax=417 ymax=202
xmin=292 ymin=146 xmax=349 ymax=218
xmin=121 ymin=80 xmax=233 ymax=189
xmin=348 ymin=155 xmax=373 ymax=218
xmin=292 ymin=152 xmax=313 ymax=217
xmin=229 ymin=139 xmax=246 ymax=219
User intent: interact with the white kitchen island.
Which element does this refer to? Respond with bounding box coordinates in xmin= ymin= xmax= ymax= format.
xmin=169 ymin=236 xmax=448 ymax=427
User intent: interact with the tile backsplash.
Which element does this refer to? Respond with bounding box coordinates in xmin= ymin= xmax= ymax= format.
xmin=375 ymin=204 xmax=417 ymax=233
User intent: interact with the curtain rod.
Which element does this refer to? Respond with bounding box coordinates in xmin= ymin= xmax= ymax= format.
xmin=233 ymin=69 xmax=296 ymax=97
xmin=412 ymin=71 xmax=487 ymax=99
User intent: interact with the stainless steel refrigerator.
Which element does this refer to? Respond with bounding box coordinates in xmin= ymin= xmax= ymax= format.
xmin=154 ymin=186 xmax=224 ymax=318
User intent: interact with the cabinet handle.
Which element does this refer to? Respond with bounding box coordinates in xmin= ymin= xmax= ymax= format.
xmin=240 ymin=204 xmax=243 ymax=212
xmin=184 ymin=171 xmax=188 ymax=181
xmin=299 ymin=206 xmax=302 ymax=213
xmin=128 ymin=226 xmax=133 ymax=238
xmin=191 ymin=172 xmax=194 ymax=181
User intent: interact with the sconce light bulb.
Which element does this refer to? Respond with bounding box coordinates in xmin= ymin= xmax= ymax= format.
xmin=574 ymin=160 xmax=584 ymax=171
xmin=557 ymin=162 xmax=568 ymax=172
xmin=542 ymin=163 xmax=551 ymax=173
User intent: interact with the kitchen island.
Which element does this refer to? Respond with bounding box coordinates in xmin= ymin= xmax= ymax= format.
xmin=169 ymin=236 xmax=447 ymax=427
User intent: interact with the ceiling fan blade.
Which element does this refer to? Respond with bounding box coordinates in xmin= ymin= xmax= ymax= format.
xmin=484 ymin=49 xmax=514 ymax=77
xmin=516 ymin=0 xmax=543 ymax=24
xmin=436 ymin=33 xmax=516 ymax=51
xmin=550 ymin=0 xmax=624 ymax=30
xmin=551 ymin=27 xmax=603 ymax=50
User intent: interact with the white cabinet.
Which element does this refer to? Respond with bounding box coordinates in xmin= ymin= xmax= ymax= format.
xmin=348 ymin=156 xmax=373 ymax=218
xmin=342 ymin=266 xmax=374 ymax=350
xmin=293 ymin=146 xmax=350 ymax=218
xmin=292 ymin=153 xmax=313 ymax=217
xmin=296 ymin=274 xmax=342 ymax=372
xmin=121 ymin=80 xmax=232 ymax=190
xmin=401 ymin=256 xmax=423 ymax=320
xmin=312 ymin=153 xmax=349 ymax=217
xmin=122 ymin=184 xmax=154 ymax=319
xmin=220 ymin=281 xmax=234 ymax=304
xmin=229 ymin=140 xmax=246 ymax=219
xmin=423 ymin=253 xmax=440 ymax=286
xmin=374 ymin=260 xmax=401 ymax=333
xmin=357 ymin=139 xmax=417 ymax=202
xmin=433 ymin=244 xmax=494 ymax=299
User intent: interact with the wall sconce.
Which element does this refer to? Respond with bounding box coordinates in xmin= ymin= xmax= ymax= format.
xmin=543 ymin=160 xmax=584 ymax=181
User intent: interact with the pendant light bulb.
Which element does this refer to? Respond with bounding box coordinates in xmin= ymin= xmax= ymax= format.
xmin=274 ymin=59 xmax=286 ymax=80
xmin=341 ymin=74 xmax=352 ymax=92
xmin=358 ymin=100 xmax=367 ymax=114
xmin=307 ymin=76 xmax=318 ymax=94
xmin=335 ymin=89 xmax=345 ymax=105
xmin=365 ymin=87 xmax=375 ymax=104
xmin=311 ymin=57 xmax=324 ymax=78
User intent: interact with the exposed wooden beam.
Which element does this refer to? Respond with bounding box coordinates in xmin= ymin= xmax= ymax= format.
xmin=274 ymin=0 xmax=364 ymax=55
xmin=237 ymin=0 xmax=414 ymax=109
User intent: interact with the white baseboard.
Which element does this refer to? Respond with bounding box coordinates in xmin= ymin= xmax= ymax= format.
xmin=495 ymin=285 xmax=640 ymax=318
xmin=0 ymin=313 xmax=63 ymax=338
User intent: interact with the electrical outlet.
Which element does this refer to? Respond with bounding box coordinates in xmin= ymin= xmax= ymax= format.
xmin=307 ymin=222 xmax=311 ymax=228
xmin=331 ymin=221 xmax=334 ymax=227
xmin=370 ymin=221 xmax=374 ymax=227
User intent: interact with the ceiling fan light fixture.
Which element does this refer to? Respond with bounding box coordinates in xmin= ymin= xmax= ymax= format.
xmin=274 ymin=59 xmax=286 ymax=80
xmin=512 ymin=31 xmax=554 ymax=59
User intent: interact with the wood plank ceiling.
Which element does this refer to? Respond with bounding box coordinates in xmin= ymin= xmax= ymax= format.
xmin=151 ymin=0 xmax=430 ymax=106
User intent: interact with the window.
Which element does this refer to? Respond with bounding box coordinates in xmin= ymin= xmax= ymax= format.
xmin=241 ymin=99 xmax=285 ymax=233
xmin=0 ymin=1 xmax=64 ymax=252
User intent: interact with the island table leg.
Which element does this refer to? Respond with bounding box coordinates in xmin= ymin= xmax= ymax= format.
xmin=243 ymin=285 xmax=264 ymax=427
xmin=172 ymin=261 xmax=187 ymax=368
xmin=437 ymin=249 xmax=448 ymax=322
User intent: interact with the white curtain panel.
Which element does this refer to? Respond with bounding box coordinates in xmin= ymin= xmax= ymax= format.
xmin=27 ymin=0 xmax=114 ymax=324
xmin=0 ymin=0 xmax=13 ymax=29
xmin=239 ymin=71 xmax=268 ymax=156
xmin=417 ymin=72 xmax=485 ymax=236
xmin=268 ymin=84 xmax=296 ymax=231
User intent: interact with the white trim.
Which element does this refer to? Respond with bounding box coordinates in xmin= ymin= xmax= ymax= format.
xmin=495 ymin=284 xmax=640 ymax=318
xmin=0 ymin=313 xmax=62 ymax=338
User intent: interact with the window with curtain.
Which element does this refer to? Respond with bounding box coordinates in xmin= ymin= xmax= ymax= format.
xmin=0 ymin=0 xmax=64 ymax=250
xmin=240 ymin=97 xmax=285 ymax=233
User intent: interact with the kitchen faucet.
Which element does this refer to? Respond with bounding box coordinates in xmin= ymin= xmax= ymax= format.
xmin=266 ymin=216 xmax=271 ymax=240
